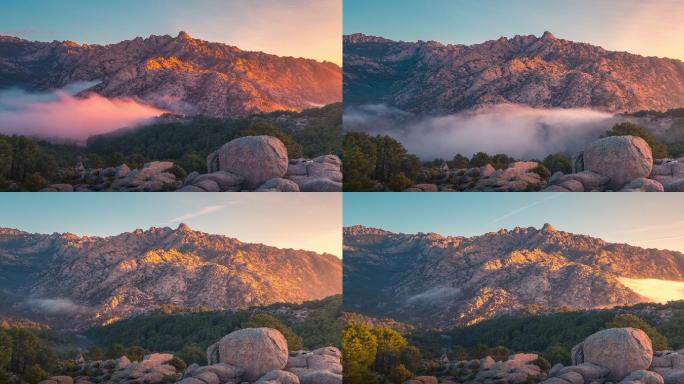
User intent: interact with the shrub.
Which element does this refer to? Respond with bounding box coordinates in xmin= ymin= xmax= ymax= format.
xmin=168 ymin=357 xmax=187 ymax=372
xmin=470 ymin=152 xmax=492 ymax=167
xmin=22 ymin=365 xmax=48 ymax=384
xmin=388 ymin=364 xmax=412 ymax=384
xmin=126 ymin=346 xmax=146 ymax=362
xmin=167 ymin=165 xmax=187 ymax=180
xmin=178 ymin=345 xmax=206 ymax=366
xmin=532 ymin=356 xmax=551 ymax=372
xmin=542 ymin=153 xmax=572 ymax=174
xmin=542 ymin=345 xmax=571 ymax=366
xmin=489 ymin=346 xmax=510 ymax=361
xmin=388 ymin=172 xmax=413 ymax=191
xmin=126 ymin=154 xmax=146 ymax=170
xmin=532 ymin=165 xmax=551 ymax=180
xmin=451 ymin=154 xmax=470 ymax=169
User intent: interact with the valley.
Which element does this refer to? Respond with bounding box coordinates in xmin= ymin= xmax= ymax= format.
xmin=342 ymin=32 xmax=684 ymax=192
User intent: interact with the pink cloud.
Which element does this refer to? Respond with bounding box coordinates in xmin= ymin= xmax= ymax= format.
xmin=0 ymin=88 xmax=165 ymax=141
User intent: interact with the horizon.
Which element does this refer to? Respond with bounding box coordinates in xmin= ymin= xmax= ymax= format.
xmin=0 ymin=194 xmax=342 ymax=257
xmin=344 ymin=0 xmax=684 ymax=61
xmin=344 ymin=193 xmax=684 ymax=253
xmin=0 ymin=0 xmax=342 ymax=65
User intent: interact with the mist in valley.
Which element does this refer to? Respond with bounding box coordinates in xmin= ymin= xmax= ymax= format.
xmin=344 ymin=103 xmax=622 ymax=160
xmin=0 ymin=82 xmax=165 ymax=142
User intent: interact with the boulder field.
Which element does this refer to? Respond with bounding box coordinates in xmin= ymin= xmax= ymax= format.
xmin=404 ymin=328 xmax=684 ymax=384
xmin=39 ymin=328 xmax=341 ymax=384
xmin=42 ymin=136 xmax=342 ymax=192
xmin=407 ymin=135 xmax=684 ymax=192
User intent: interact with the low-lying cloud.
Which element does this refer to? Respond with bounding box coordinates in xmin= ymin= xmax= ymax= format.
xmin=344 ymin=104 xmax=619 ymax=160
xmin=23 ymin=297 xmax=91 ymax=315
xmin=618 ymin=277 xmax=684 ymax=304
xmin=406 ymin=286 xmax=462 ymax=304
xmin=0 ymin=82 xmax=165 ymax=141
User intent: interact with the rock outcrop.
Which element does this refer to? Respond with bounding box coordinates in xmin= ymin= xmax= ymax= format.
xmin=41 ymin=353 xmax=181 ymax=384
xmin=410 ymin=353 xmax=545 ymax=384
xmin=403 ymin=135 xmax=683 ymax=193
xmin=0 ymin=225 xmax=342 ymax=329
xmin=43 ymin=136 xmax=343 ymax=192
xmin=38 ymin=328 xmax=342 ymax=384
xmin=571 ymin=328 xmax=653 ymax=381
xmin=43 ymin=161 xmax=183 ymax=192
xmin=206 ymin=136 xmax=289 ymax=189
xmin=0 ymin=32 xmax=341 ymax=117
xmin=540 ymin=328 xmax=683 ymax=384
xmin=408 ymin=161 xmax=543 ymax=192
xmin=208 ymin=328 xmax=289 ymax=381
xmin=344 ymin=33 xmax=684 ymax=113
xmin=542 ymin=136 xmax=684 ymax=192
xmin=181 ymin=328 xmax=342 ymax=384
xmin=180 ymin=136 xmax=342 ymax=192
xmin=344 ymin=225 xmax=684 ymax=329
xmin=578 ymin=136 xmax=653 ymax=190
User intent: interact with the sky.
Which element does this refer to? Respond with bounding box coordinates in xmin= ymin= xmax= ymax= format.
xmin=344 ymin=193 xmax=684 ymax=253
xmin=344 ymin=0 xmax=684 ymax=61
xmin=0 ymin=193 xmax=342 ymax=257
xmin=0 ymin=0 xmax=341 ymax=65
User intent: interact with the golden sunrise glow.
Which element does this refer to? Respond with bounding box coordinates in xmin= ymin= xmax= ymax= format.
xmin=610 ymin=1 xmax=684 ymax=61
xmin=618 ymin=277 xmax=684 ymax=303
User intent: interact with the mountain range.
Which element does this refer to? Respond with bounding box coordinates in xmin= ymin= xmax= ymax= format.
xmin=343 ymin=224 xmax=684 ymax=330
xmin=343 ymin=32 xmax=684 ymax=114
xmin=0 ymin=224 xmax=342 ymax=329
xmin=0 ymin=31 xmax=341 ymax=117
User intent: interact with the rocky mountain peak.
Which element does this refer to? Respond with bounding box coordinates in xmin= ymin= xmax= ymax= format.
xmin=540 ymin=31 xmax=557 ymax=41
xmin=541 ymin=223 xmax=557 ymax=233
xmin=176 ymin=30 xmax=193 ymax=41
xmin=176 ymin=223 xmax=193 ymax=233
xmin=343 ymin=225 xmax=392 ymax=237
xmin=0 ymin=227 xmax=28 ymax=237
xmin=343 ymin=33 xmax=394 ymax=44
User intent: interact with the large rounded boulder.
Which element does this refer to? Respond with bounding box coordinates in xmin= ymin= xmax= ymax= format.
xmin=213 ymin=327 xmax=289 ymax=381
xmin=206 ymin=136 xmax=288 ymax=189
xmin=581 ymin=136 xmax=653 ymax=190
xmin=571 ymin=327 xmax=653 ymax=381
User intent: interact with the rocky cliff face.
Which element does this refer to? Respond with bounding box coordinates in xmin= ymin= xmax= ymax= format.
xmin=0 ymin=32 xmax=341 ymax=117
xmin=343 ymin=224 xmax=684 ymax=329
xmin=344 ymin=32 xmax=684 ymax=113
xmin=0 ymin=224 xmax=342 ymax=329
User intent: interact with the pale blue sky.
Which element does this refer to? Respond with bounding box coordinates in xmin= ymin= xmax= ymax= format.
xmin=344 ymin=193 xmax=684 ymax=252
xmin=344 ymin=0 xmax=684 ymax=61
xmin=0 ymin=0 xmax=341 ymax=64
xmin=0 ymin=193 xmax=342 ymax=257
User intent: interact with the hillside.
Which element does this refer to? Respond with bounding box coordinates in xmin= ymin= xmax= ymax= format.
xmin=0 ymin=32 xmax=341 ymax=117
xmin=0 ymin=224 xmax=342 ymax=329
xmin=344 ymin=32 xmax=684 ymax=113
xmin=343 ymin=224 xmax=684 ymax=329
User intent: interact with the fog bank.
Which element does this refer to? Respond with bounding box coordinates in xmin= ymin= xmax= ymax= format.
xmin=618 ymin=277 xmax=684 ymax=304
xmin=344 ymin=104 xmax=619 ymax=160
xmin=0 ymin=82 xmax=165 ymax=141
